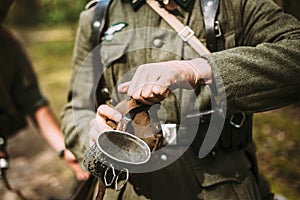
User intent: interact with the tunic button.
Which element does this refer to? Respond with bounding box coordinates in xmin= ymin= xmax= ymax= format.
xmin=211 ymin=150 xmax=216 ymax=157
xmin=153 ymin=38 xmax=164 ymax=48
xmin=235 ymin=171 xmax=240 ymax=178
xmin=160 ymin=154 xmax=168 ymax=161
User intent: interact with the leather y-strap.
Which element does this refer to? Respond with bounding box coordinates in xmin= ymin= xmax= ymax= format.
xmin=200 ymin=0 xmax=221 ymax=52
xmin=91 ymin=0 xmax=113 ymax=107
xmin=146 ymin=0 xmax=210 ymax=56
xmin=91 ymin=0 xmax=113 ymax=47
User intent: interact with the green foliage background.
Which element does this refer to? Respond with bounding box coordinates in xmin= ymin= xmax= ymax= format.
xmin=7 ymin=0 xmax=89 ymax=26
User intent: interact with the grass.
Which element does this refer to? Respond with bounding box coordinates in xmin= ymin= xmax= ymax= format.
xmin=254 ymin=107 xmax=300 ymax=200
xmin=27 ymin=40 xmax=73 ymax=118
xmin=14 ymin=25 xmax=300 ymax=200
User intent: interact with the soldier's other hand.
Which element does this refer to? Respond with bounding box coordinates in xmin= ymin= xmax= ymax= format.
xmin=118 ymin=58 xmax=212 ymax=104
xmin=88 ymin=105 xmax=122 ymax=147
xmin=63 ymin=149 xmax=90 ymax=181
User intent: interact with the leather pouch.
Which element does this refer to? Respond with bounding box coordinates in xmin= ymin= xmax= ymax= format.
xmin=107 ymin=98 xmax=164 ymax=152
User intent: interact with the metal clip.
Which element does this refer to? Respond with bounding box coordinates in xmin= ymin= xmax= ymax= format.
xmin=178 ymin=26 xmax=195 ymax=42
xmin=214 ymin=21 xmax=222 ymax=38
xmin=229 ymin=113 xmax=246 ymax=129
xmin=116 ymin=114 xmax=132 ymax=132
xmin=161 ymin=124 xmax=177 ymax=145
xmin=115 ymin=168 xmax=129 ymax=191
xmin=104 ymin=164 xmax=116 ymax=187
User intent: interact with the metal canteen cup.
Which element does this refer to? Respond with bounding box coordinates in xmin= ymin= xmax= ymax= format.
xmin=83 ymin=130 xmax=151 ymax=190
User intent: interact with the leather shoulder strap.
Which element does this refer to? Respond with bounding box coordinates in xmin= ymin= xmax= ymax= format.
xmin=91 ymin=0 xmax=113 ymax=48
xmin=146 ymin=0 xmax=210 ymax=55
xmin=201 ymin=0 xmax=222 ymax=52
xmin=90 ymin=0 xmax=113 ymax=107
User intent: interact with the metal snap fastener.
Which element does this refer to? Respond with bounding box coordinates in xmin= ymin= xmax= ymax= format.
xmin=153 ymin=38 xmax=164 ymax=48
xmin=211 ymin=151 xmax=216 ymax=156
xmin=207 ymin=1 xmax=213 ymax=7
xmin=93 ymin=21 xmax=101 ymax=28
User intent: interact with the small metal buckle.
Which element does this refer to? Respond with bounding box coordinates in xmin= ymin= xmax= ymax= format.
xmin=214 ymin=21 xmax=222 ymax=38
xmin=230 ymin=113 xmax=246 ymax=129
xmin=161 ymin=124 xmax=177 ymax=145
xmin=178 ymin=26 xmax=195 ymax=42
xmin=0 ymin=158 xmax=8 ymax=169
xmin=115 ymin=168 xmax=129 ymax=191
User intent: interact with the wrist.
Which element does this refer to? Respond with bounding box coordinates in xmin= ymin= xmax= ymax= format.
xmin=187 ymin=58 xmax=212 ymax=85
xmin=57 ymin=149 xmax=65 ymax=158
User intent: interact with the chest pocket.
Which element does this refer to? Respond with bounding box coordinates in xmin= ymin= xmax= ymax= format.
xmin=100 ymin=42 xmax=130 ymax=102
xmin=217 ymin=0 xmax=238 ymax=50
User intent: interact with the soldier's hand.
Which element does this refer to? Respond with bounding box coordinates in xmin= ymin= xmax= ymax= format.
xmin=118 ymin=58 xmax=212 ymax=104
xmin=89 ymin=105 xmax=122 ymax=147
xmin=63 ymin=149 xmax=90 ymax=181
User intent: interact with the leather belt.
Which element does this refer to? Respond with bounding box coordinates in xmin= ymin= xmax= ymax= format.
xmin=162 ymin=112 xmax=252 ymax=153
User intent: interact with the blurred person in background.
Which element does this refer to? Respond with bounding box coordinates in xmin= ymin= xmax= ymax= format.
xmin=0 ymin=0 xmax=90 ymax=198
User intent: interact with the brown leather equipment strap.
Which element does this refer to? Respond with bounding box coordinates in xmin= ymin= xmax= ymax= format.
xmin=146 ymin=0 xmax=211 ymax=56
xmin=146 ymin=0 xmax=223 ymax=53
xmin=107 ymin=98 xmax=164 ymax=152
xmin=200 ymin=0 xmax=223 ymax=52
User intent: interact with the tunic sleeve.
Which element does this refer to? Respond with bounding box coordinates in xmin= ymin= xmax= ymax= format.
xmin=203 ymin=0 xmax=300 ymax=116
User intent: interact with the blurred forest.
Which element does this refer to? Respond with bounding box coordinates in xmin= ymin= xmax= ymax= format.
xmin=6 ymin=0 xmax=90 ymax=26
xmin=1 ymin=0 xmax=300 ymax=199
xmin=4 ymin=0 xmax=300 ymax=26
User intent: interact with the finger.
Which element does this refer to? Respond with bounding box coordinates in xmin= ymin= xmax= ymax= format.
xmin=95 ymin=113 xmax=112 ymax=131
xmin=97 ymin=105 xmax=122 ymax=122
xmin=127 ymin=66 xmax=148 ymax=96
xmin=89 ymin=117 xmax=111 ymax=146
xmin=152 ymin=82 xmax=170 ymax=96
xmin=118 ymin=81 xmax=131 ymax=93
xmin=141 ymin=82 xmax=156 ymax=99
xmin=130 ymin=80 xmax=155 ymax=99
xmin=76 ymin=172 xmax=90 ymax=181
xmin=136 ymin=96 xmax=156 ymax=105
xmin=70 ymin=164 xmax=90 ymax=181
xmin=145 ymin=94 xmax=168 ymax=103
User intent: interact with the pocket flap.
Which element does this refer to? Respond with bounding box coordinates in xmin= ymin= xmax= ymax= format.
xmin=100 ymin=43 xmax=128 ymax=68
xmin=188 ymin=148 xmax=252 ymax=187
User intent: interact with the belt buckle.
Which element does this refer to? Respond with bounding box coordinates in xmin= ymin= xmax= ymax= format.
xmin=161 ymin=123 xmax=177 ymax=145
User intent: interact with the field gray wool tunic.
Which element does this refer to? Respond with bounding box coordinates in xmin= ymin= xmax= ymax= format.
xmin=61 ymin=0 xmax=300 ymax=199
